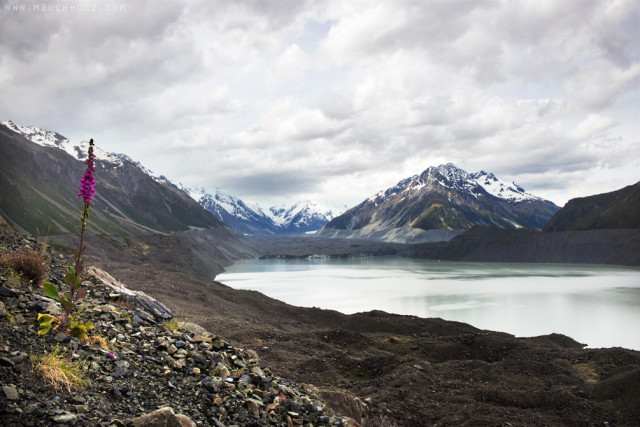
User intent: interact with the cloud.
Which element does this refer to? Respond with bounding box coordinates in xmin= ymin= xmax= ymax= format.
xmin=0 ymin=0 xmax=638 ymax=207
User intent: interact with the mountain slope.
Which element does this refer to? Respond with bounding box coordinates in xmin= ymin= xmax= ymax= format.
xmin=543 ymin=181 xmax=640 ymax=232
xmin=318 ymin=163 xmax=559 ymax=243
xmin=0 ymin=121 xmax=222 ymax=236
xmin=184 ymin=187 xmax=339 ymax=235
xmin=402 ymin=225 xmax=640 ymax=266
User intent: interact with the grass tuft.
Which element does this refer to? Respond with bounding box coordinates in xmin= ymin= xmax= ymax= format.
xmin=163 ymin=318 xmax=180 ymax=332
xmin=32 ymin=346 xmax=90 ymax=392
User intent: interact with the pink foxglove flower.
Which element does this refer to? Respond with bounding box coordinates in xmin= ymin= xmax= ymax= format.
xmin=76 ymin=139 xmax=96 ymax=204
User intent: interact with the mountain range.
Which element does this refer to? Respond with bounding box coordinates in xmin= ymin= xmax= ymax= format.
xmin=182 ymin=187 xmax=341 ymax=236
xmin=0 ymin=121 xmax=338 ymax=237
xmin=0 ymin=120 xmax=258 ymax=279
xmin=318 ymin=163 xmax=560 ymax=243
xmin=1 ymin=120 xmax=638 ymax=268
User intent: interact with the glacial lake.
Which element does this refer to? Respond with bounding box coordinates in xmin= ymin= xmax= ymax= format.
xmin=217 ymin=256 xmax=640 ymax=350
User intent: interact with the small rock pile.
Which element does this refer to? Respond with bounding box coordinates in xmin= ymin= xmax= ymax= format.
xmin=0 ymin=229 xmax=356 ymax=426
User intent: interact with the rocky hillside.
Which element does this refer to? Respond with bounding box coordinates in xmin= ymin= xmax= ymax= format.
xmin=0 ymin=121 xmax=260 ymax=281
xmin=0 ymin=121 xmax=222 ymax=236
xmin=318 ymin=164 xmax=558 ymax=243
xmin=0 ymin=229 xmax=355 ymax=426
xmin=544 ymin=181 xmax=640 ymax=232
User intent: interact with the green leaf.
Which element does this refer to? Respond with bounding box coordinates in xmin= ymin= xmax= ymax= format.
xmin=37 ymin=313 xmax=57 ymax=335
xmin=59 ymin=294 xmax=74 ymax=315
xmin=64 ymin=266 xmax=76 ymax=286
xmin=43 ymin=282 xmax=60 ymax=301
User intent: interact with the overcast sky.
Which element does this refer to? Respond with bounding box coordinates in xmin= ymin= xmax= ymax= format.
xmin=1 ymin=0 xmax=638 ymax=208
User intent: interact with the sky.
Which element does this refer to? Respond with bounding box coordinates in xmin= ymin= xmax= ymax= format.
xmin=1 ymin=0 xmax=639 ymax=209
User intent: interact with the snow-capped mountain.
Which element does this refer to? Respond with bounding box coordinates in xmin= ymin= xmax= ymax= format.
xmin=2 ymin=120 xmax=121 ymax=165
xmin=3 ymin=120 xmax=338 ymax=236
xmin=1 ymin=120 xmax=173 ymax=184
xmin=0 ymin=120 xmax=223 ymax=235
xmin=264 ymin=201 xmax=340 ymax=234
xmin=318 ymin=163 xmax=559 ymax=243
xmin=182 ymin=187 xmax=340 ymax=235
xmin=470 ymin=170 xmax=539 ymax=203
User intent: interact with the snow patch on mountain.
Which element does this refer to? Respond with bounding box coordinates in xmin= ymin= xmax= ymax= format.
xmin=470 ymin=170 xmax=540 ymax=202
xmin=366 ymin=163 xmax=541 ymax=205
xmin=2 ymin=120 xmax=167 ymax=182
xmin=181 ymin=186 xmax=341 ymax=235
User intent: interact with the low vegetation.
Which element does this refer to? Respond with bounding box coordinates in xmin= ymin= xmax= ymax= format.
xmin=1 ymin=246 xmax=50 ymax=286
xmin=32 ymin=346 xmax=90 ymax=392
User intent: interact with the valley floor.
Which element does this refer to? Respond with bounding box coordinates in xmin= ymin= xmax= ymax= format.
xmin=78 ymin=233 xmax=640 ymax=426
xmin=5 ymin=226 xmax=639 ymax=426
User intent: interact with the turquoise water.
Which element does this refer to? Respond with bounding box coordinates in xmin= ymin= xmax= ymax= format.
xmin=217 ymin=256 xmax=640 ymax=350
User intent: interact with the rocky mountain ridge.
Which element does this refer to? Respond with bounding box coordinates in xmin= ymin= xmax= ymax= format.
xmin=0 ymin=121 xmax=222 ymax=236
xmin=318 ymin=163 xmax=559 ymax=243
xmin=544 ymin=180 xmax=640 ymax=232
xmin=1 ymin=120 xmax=339 ymax=236
xmin=183 ymin=187 xmax=340 ymax=236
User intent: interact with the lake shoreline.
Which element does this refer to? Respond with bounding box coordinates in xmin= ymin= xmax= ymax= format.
xmin=218 ymin=256 xmax=640 ymax=351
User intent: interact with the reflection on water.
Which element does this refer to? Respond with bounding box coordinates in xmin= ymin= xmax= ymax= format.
xmin=217 ymin=257 xmax=640 ymax=350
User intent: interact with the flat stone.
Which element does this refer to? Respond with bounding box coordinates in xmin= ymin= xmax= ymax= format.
xmin=246 ymin=399 xmax=261 ymax=415
xmin=131 ymin=407 xmax=182 ymax=427
xmin=52 ymin=412 xmax=78 ymax=424
xmin=178 ymin=322 xmax=209 ymax=336
xmin=53 ymin=332 xmax=69 ymax=342
xmin=45 ymin=302 xmax=61 ymax=315
xmin=0 ymin=286 xmax=17 ymax=298
xmin=176 ymin=413 xmax=197 ymax=427
xmin=193 ymin=335 xmax=212 ymax=343
xmin=134 ymin=295 xmax=173 ymax=321
xmin=0 ymin=357 xmax=15 ymax=367
xmin=2 ymin=385 xmax=19 ymax=400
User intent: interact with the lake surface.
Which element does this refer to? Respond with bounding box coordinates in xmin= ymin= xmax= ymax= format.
xmin=217 ymin=256 xmax=640 ymax=350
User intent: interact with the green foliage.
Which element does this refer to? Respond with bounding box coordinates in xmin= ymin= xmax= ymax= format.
xmin=69 ymin=317 xmax=94 ymax=339
xmin=42 ymin=266 xmax=88 ymax=329
xmin=37 ymin=313 xmax=58 ymax=335
xmin=163 ymin=318 xmax=180 ymax=332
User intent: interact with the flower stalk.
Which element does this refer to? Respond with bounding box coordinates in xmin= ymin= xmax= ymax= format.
xmin=42 ymin=139 xmax=96 ymax=330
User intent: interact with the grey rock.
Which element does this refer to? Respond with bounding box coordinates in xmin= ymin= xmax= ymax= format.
xmin=239 ymin=374 xmax=253 ymax=385
xmin=45 ymin=301 xmax=62 ymax=315
xmin=52 ymin=412 xmax=78 ymax=424
xmin=53 ymin=332 xmax=69 ymax=343
xmin=2 ymin=385 xmax=19 ymax=400
xmin=0 ymin=356 xmax=14 ymax=367
xmin=0 ymin=286 xmax=17 ymax=297
xmin=132 ymin=309 xmax=156 ymax=325
xmin=135 ymin=295 xmax=173 ymax=321
xmin=131 ymin=406 xmax=182 ymax=427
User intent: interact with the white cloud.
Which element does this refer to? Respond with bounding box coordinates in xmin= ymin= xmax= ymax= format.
xmin=0 ymin=0 xmax=638 ymax=207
